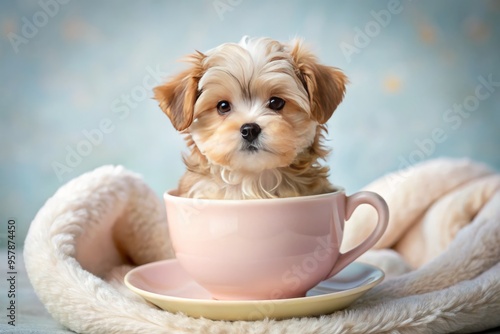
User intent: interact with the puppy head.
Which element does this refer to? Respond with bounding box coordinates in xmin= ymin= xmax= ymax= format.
xmin=154 ymin=37 xmax=347 ymax=173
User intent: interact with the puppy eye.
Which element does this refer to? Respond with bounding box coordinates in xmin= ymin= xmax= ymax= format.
xmin=268 ymin=97 xmax=285 ymax=111
xmin=217 ymin=100 xmax=231 ymax=115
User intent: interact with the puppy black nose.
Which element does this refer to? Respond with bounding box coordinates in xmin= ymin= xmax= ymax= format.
xmin=240 ymin=123 xmax=261 ymax=142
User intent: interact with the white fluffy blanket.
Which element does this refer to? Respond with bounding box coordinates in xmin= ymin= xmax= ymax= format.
xmin=24 ymin=158 xmax=500 ymax=334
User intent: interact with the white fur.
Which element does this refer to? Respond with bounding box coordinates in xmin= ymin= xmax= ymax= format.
xmin=24 ymin=159 xmax=500 ymax=333
xmin=186 ymin=167 xmax=286 ymax=199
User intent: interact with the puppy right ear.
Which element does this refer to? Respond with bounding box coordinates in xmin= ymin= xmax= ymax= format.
xmin=290 ymin=39 xmax=348 ymax=124
xmin=153 ymin=52 xmax=205 ymax=131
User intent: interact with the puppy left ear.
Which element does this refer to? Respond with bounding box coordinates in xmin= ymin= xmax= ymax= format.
xmin=153 ymin=52 xmax=205 ymax=131
xmin=290 ymin=40 xmax=348 ymax=124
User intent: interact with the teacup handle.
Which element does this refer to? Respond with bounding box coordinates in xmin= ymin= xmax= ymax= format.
xmin=326 ymin=191 xmax=389 ymax=278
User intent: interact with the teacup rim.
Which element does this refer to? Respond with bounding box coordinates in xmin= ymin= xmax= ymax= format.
xmin=164 ymin=185 xmax=345 ymax=204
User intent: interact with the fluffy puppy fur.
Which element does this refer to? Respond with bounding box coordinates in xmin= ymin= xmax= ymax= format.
xmin=154 ymin=36 xmax=347 ymax=199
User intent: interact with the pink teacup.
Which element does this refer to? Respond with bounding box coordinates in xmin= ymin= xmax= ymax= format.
xmin=164 ymin=188 xmax=388 ymax=300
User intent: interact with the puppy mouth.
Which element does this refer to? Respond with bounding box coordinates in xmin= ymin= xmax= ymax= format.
xmin=247 ymin=145 xmax=259 ymax=152
xmin=241 ymin=142 xmax=276 ymax=154
xmin=241 ymin=138 xmax=271 ymax=153
xmin=242 ymin=143 xmax=260 ymax=152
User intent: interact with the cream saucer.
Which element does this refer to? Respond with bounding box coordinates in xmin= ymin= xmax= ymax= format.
xmin=124 ymin=259 xmax=384 ymax=321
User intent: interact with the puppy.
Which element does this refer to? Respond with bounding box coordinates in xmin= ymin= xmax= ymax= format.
xmin=154 ymin=36 xmax=347 ymax=199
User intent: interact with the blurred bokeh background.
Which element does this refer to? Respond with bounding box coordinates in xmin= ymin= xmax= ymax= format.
xmin=1 ymin=0 xmax=499 ymax=247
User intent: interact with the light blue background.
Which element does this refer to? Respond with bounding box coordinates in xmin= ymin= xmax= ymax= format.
xmin=1 ymin=0 xmax=499 ymax=247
